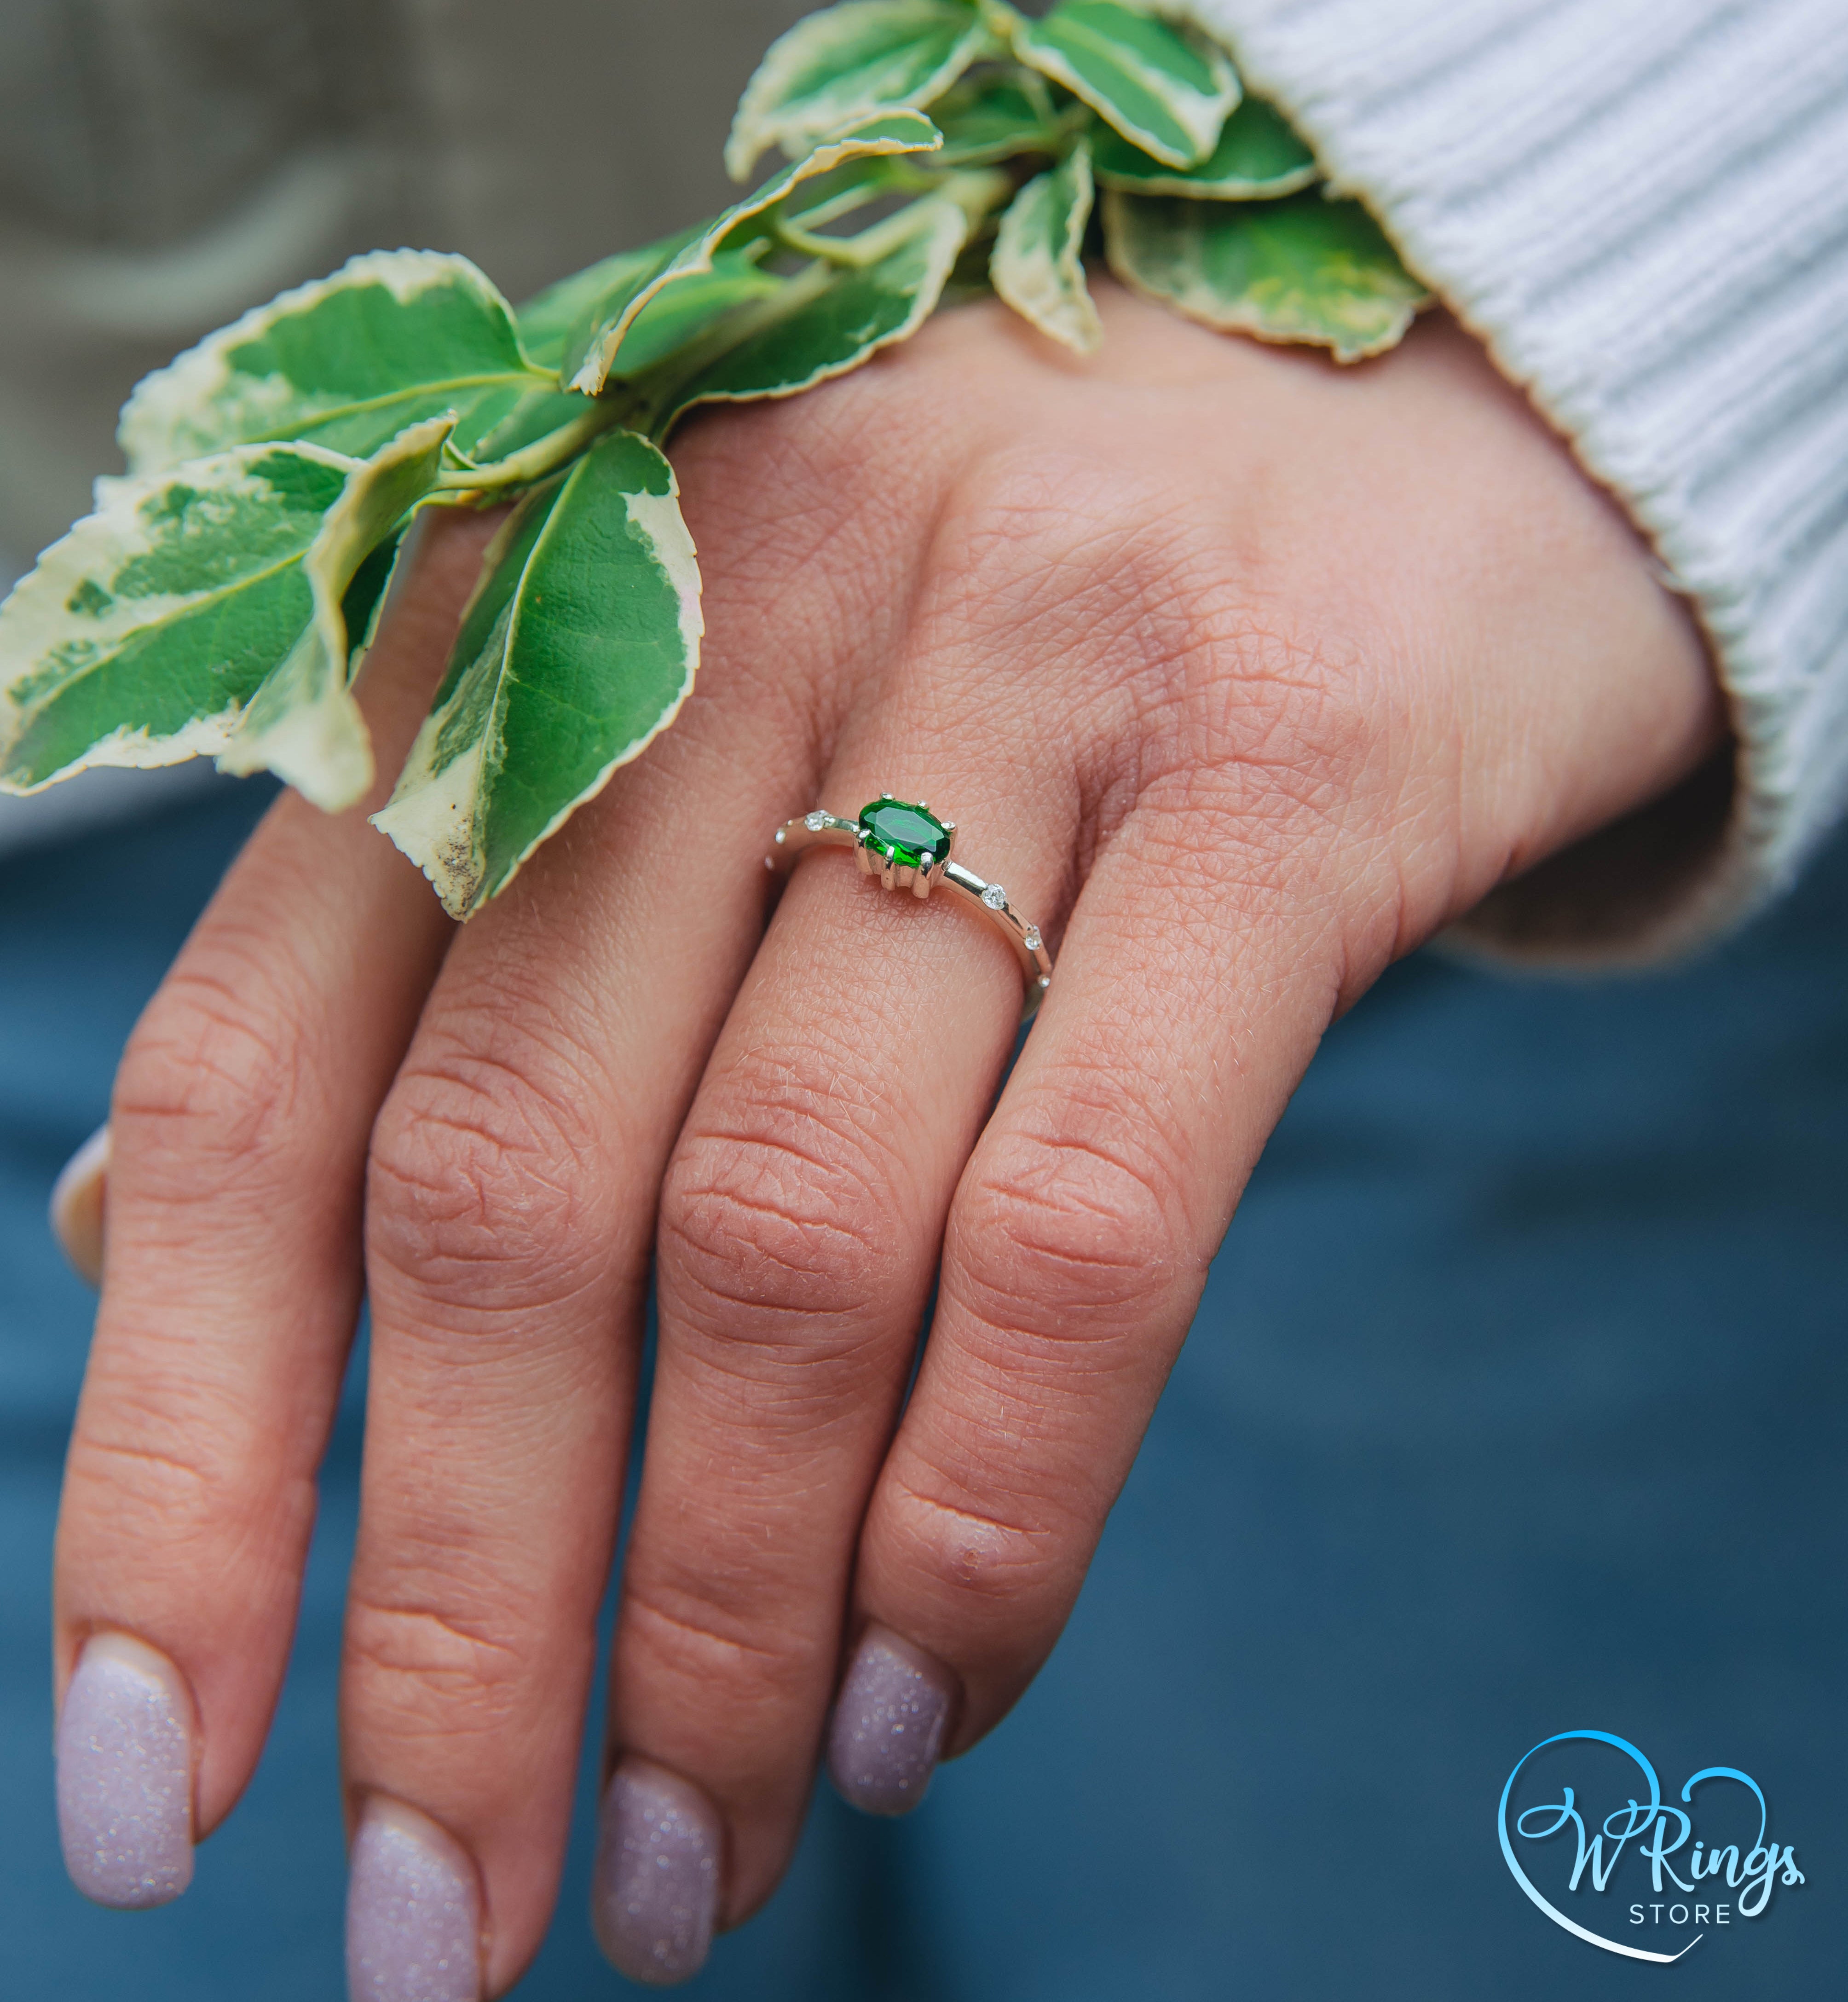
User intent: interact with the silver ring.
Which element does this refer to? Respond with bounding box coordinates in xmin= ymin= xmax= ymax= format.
xmin=766 ymin=795 xmax=1054 ymax=1018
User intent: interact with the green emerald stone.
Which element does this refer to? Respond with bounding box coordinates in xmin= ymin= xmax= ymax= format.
xmin=858 ymin=797 xmax=950 ymax=870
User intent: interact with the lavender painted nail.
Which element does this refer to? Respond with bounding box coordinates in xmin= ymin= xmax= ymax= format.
xmin=827 ymin=1625 xmax=956 ymax=1816
xmin=50 ymin=1122 xmax=109 ymax=1287
xmin=591 ymin=1757 xmax=721 ymax=1986
xmin=346 ymin=1797 xmax=481 ymax=2002
xmin=55 ymin=1631 xmax=195 ymax=1907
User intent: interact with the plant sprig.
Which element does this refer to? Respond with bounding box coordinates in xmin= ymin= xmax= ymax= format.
xmin=0 ymin=0 xmax=1427 ymax=920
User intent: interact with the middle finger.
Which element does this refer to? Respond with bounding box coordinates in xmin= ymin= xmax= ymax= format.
xmin=601 ymin=479 xmax=1129 ymax=1971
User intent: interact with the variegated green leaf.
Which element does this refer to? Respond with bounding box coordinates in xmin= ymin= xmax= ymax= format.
xmin=217 ymin=417 xmax=452 ymax=811
xmin=727 ymin=0 xmax=994 ymax=181
xmin=118 ymin=250 xmax=552 ymax=473
xmin=516 ymin=246 xmax=674 ymax=372
xmin=1011 ymin=1 xmax=1238 ymax=168
xmin=1103 ymin=188 xmax=1427 ymax=360
xmin=0 ymin=445 xmax=355 ymax=793
xmin=459 ymin=251 xmax=788 ymax=470
xmin=565 ymin=110 xmax=943 ymax=395
xmin=662 ymin=195 xmax=969 ymax=424
xmin=514 ymin=239 xmax=783 ymax=382
xmin=992 ymin=137 xmax=1102 ymax=353
xmin=1091 ymin=95 xmax=1317 ymax=197
xmin=372 ymin=430 xmax=700 ymax=919
xmin=930 ymin=68 xmax=1063 ymax=165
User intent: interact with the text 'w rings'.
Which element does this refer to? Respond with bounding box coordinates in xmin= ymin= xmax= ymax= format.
xmin=766 ymin=797 xmax=1054 ymax=1018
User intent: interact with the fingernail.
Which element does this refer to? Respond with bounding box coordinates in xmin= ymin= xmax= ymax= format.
xmin=50 ymin=1123 xmax=110 ymax=1287
xmin=828 ymin=1624 xmax=956 ymax=1816
xmin=591 ymin=1755 xmax=721 ymax=1986
xmin=346 ymin=1796 xmax=482 ymax=2002
xmin=55 ymin=1631 xmax=195 ymax=1907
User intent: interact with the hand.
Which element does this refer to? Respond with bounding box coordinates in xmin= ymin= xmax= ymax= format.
xmin=51 ymin=283 xmax=1716 ymax=1992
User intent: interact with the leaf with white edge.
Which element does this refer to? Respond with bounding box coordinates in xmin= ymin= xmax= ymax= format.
xmin=992 ymin=137 xmax=1102 ymax=353
xmin=118 ymin=250 xmax=552 ymax=473
xmin=0 ymin=444 xmax=354 ymax=793
xmin=1103 ymin=187 xmax=1428 ymax=360
xmin=1011 ymin=0 xmax=1238 ymax=168
xmin=726 ymin=0 xmax=994 ymax=181
xmin=217 ymin=417 xmax=452 ymax=811
xmin=1091 ymin=95 xmax=1317 ymax=197
xmin=930 ymin=69 xmax=1062 ymax=165
xmin=566 ymin=110 xmax=943 ymax=395
xmin=372 ymin=430 xmax=701 ymax=919
xmin=608 ymin=258 xmax=790 ymax=382
xmin=517 ymin=246 xmax=675 ymax=371
xmin=515 ymin=246 xmax=788 ymax=414
xmin=445 ymin=385 xmax=595 ymax=469
xmin=662 ymin=195 xmax=969 ymax=423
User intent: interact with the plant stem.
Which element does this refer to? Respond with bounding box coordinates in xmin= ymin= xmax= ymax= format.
xmin=434 ymin=393 xmax=633 ymax=492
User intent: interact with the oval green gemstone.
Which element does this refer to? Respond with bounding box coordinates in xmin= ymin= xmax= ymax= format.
xmin=858 ymin=798 xmax=950 ymax=870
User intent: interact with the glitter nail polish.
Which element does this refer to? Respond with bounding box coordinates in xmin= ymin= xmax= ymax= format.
xmin=346 ymin=1796 xmax=482 ymax=2002
xmin=55 ymin=1631 xmax=195 ymax=1907
xmin=828 ymin=1625 xmax=956 ymax=1816
xmin=591 ymin=1756 xmax=721 ymax=1985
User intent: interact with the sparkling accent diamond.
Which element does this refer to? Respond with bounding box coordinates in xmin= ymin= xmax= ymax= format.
xmin=805 ymin=810 xmax=828 ymax=831
xmin=981 ymin=884 xmax=1007 ymax=909
xmin=1023 ymin=926 xmax=1042 ymax=952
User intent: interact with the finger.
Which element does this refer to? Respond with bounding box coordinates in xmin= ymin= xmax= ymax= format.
xmin=832 ymin=797 xmax=1337 ymax=1795
xmin=52 ymin=507 xmax=490 ymax=1905
xmin=609 ymin=588 xmax=1085 ymax=1957
xmin=335 ymin=393 xmax=920 ymax=1995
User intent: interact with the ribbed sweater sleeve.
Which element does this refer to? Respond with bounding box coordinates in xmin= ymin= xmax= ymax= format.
xmin=1189 ymin=0 xmax=1848 ymax=960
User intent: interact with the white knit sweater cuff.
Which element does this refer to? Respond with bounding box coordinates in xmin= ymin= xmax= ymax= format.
xmin=1190 ymin=0 xmax=1848 ymax=963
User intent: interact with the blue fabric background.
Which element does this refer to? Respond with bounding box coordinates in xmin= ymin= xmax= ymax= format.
xmin=1 ymin=782 xmax=1840 ymax=1996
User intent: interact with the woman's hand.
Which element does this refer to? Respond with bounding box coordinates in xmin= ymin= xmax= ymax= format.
xmin=50 ymin=284 xmax=1716 ymax=1994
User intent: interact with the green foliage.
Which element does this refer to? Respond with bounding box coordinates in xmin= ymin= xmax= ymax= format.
xmin=1008 ymin=1 xmax=1239 ymax=168
xmin=1091 ymin=96 xmax=1317 ymax=198
xmin=119 ymin=251 xmax=550 ymax=472
xmin=1103 ymin=187 xmax=1430 ymax=361
xmin=563 ymin=109 xmax=946 ymax=396
xmin=374 ymin=431 xmax=701 ymax=918
xmin=0 ymin=0 xmax=1430 ymax=912
xmin=992 ymin=136 xmax=1101 ymax=353
xmin=728 ymin=0 xmax=997 ymax=180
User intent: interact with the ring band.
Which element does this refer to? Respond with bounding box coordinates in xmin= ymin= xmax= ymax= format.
xmin=767 ymin=795 xmax=1054 ymax=1018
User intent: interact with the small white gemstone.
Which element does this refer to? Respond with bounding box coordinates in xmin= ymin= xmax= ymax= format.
xmin=982 ymin=884 xmax=1007 ymax=909
xmin=1024 ymin=926 xmax=1042 ymax=952
xmin=805 ymin=810 xmax=828 ymax=831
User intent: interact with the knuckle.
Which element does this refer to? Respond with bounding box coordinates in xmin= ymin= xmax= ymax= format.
xmin=343 ymin=1590 xmax=531 ymax=1747
xmin=366 ymin=1023 xmax=607 ymax=1313
xmin=923 ymin=448 xmax=1228 ymax=704
xmin=923 ymin=444 xmax=1385 ymax=848
xmin=874 ymin=1465 xmax=1073 ymax=1624
xmin=63 ymin=1390 xmax=315 ymax=1586
xmin=658 ymin=1062 xmax=903 ymax=1352
xmin=620 ymin=1574 xmax=812 ymax=1697
xmin=113 ymin=954 xmax=312 ymax=1199
xmin=952 ymin=1116 xmax=1192 ymax=1341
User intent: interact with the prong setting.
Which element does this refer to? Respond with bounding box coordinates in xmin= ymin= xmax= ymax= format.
xmin=768 ymin=794 xmax=1054 ymax=1018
